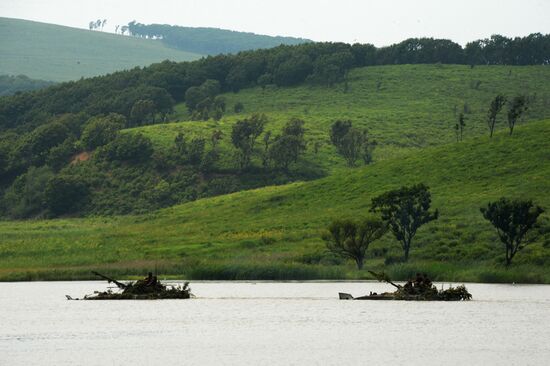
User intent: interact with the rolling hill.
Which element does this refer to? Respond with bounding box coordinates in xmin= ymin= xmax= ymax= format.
xmin=0 ymin=17 xmax=202 ymax=82
xmin=1 ymin=43 xmax=549 ymax=283
xmin=138 ymin=64 xmax=550 ymax=171
xmin=1 ymin=120 xmax=548 ymax=282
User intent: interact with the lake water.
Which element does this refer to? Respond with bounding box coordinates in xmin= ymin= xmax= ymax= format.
xmin=1 ymin=281 xmax=549 ymax=365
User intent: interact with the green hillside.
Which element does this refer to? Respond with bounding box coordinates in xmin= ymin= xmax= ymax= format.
xmin=139 ymin=64 xmax=550 ymax=170
xmin=0 ymin=17 xmax=202 ymax=82
xmin=1 ymin=120 xmax=549 ymax=282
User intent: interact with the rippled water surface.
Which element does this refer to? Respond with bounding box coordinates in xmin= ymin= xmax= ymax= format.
xmin=1 ymin=281 xmax=549 ymax=365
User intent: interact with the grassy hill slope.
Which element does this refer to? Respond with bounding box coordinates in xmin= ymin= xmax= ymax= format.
xmin=138 ymin=64 xmax=550 ymax=173
xmin=0 ymin=17 xmax=202 ymax=82
xmin=1 ymin=120 xmax=549 ymax=282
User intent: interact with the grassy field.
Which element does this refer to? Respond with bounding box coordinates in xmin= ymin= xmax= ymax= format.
xmin=0 ymin=17 xmax=201 ymax=82
xmin=136 ymin=64 xmax=550 ymax=174
xmin=1 ymin=120 xmax=549 ymax=282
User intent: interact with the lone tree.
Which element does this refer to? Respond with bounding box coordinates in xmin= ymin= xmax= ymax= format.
xmin=210 ymin=129 xmax=223 ymax=149
xmin=231 ymin=114 xmax=266 ymax=170
xmin=507 ymin=95 xmax=529 ymax=135
xmin=329 ymin=120 xmax=376 ymax=167
xmin=371 ymin=184 xmax=439 ymax=261
xmin=455 ymin=112 xmax=466 ymax=142
xmin=261 ymin=130 xmax=272 ymax=168
xmin=481 ymin=198 xmax=544 ymax=266
xmin=487 ymin=94 xmax=507 ymax=138
xmin=269 ymin=118 xmax=306 ymax=171
xmin=322 ymin=218 xmax=387 ymax=269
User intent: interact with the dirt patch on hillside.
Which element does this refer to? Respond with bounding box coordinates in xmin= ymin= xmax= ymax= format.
xmin=70 ymin=151 xmax=91 ymax=165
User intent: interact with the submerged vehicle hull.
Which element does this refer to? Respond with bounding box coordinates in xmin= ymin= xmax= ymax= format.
xmin=338 ymin=272 xmax=472 ymax=301
xmin=339 ymin=292 xmax=468 ymax=301
xmin=85 ymin=291 xmax=191 ymax=300
xmin=67 ymin=290 xmax=192 ymax=300
xmin=67 ymin=271 xmax=193 ymax=300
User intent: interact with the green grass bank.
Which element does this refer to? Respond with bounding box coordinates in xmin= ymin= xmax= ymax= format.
xmin=1 ymin=121 xmax=548 ymax=282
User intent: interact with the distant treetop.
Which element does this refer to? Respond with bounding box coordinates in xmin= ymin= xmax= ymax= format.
xmin=125 ymin=21 xmax=311 ymax=55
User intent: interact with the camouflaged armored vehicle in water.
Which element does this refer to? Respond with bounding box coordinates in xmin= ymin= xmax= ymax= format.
xmin=66 ymin=271 xmax=193 ymax=300
xmin=339 ymin=271 xmax=472 ymax=301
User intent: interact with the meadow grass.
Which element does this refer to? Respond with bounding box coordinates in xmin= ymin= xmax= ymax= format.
xmin=135 ymin=64 xmax=550 ymax=175
xmin=1 ymin=120 xmax=549 ymax=282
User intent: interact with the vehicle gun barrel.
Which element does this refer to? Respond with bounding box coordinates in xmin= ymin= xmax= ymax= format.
xmin=92 ymin=271 xmax=128 ymax=289
xmin=368 ymin=270 xmax=402 ymax=289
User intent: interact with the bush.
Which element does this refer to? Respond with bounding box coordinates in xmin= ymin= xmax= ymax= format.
xmin=17 ymin=122 xmax=71 ymax=166
xmin=98 ymin=133 xmax=154 ymax=163
xmin=81 ymin=113 xmax=126 ymax=149
xmin=202 ymin=176 xmax=239 ymax=196
xmin=44 ymin=175 xmax=89 ymax=216
xmin=384 ymin=255 xmax=405 ymax=265
xmin=234 ymin=102 xmax=244 ymax=113
xmin=2 ymin=166 xmax=54 ymax=218
xmin=46 ymin=137 xmax=76 ymax=171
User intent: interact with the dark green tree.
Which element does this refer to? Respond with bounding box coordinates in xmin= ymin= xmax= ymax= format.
xmin=44 ymin=176 xmax=89 ymax=216
xmin=282 ymin=117 xmax=306 ymax=138
xmin=337 ymin=128 xmax=363 ymax=166
xmin=210 ymin=130 xmax=223 ymax=149
xmin=187 ymin=138 xmax=206 ymax=165
xmin=81 ymin=113 xmax=126 ymax=150
xmin=129 ymin=99 xmax=156 ymax=126
xmin=371 ymin=184 xmax=439 ymax=261
xmin=0 ymin=143 xmax=8 ymax=177
xmin=329 ymin=120 xmax=352 ymax=147
xmin=184 ymin=86 xmax=206 ymax=112
xmin=273 ymin=55 xmax=313 ymax=86
xmin=330 ymin=120 xmax=375 ymax=167
xmin=361 ymin=132 xmax=377 ymax=164
xmin=269 ymin=135 xmax=302 ymax=171
xmin=199 ymin=149 xmax=219 ymax=173
xmin=257 ymin=73 xmax=273 ymax=91
xmin=99 ymin=133 xmax=153 ymax=163
xmin=46 ymin=137 xmax=76 ymax=171
xmin=211 ymin=96 xmax=226 ymax=121
xmin=231 ymin=114 xmax=266 ymax=170
xmin=310 ymin=51 xmax=354 ymax=87
xmin=16 ymin=122 xmax=70 ymax=166
xmin=269 ymin=118 xmax=306 ymax=170
xmin=2 ymin=166 xmax=54 ymax=218
xmin=261 ymin=131 xmax=272 ymax=168
xmin=174 ymin=132 xmax=187 ymax=156
xmin=455 ymin=112 xmax=466 ymax=142
xmin=487 ymin=94 xmax=507 ymax=138
xmin=234 ymin=102 xmax=244 ymax=113
xmin=200 ymin=79 xmax=221 ymax=98
xmin=322 ymin=218 xmax=388 ymax=269
xmin=507 ymin=95 xmax=529 ymax=135
xmin=481 ymin=198 xmax=544 ymax=266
